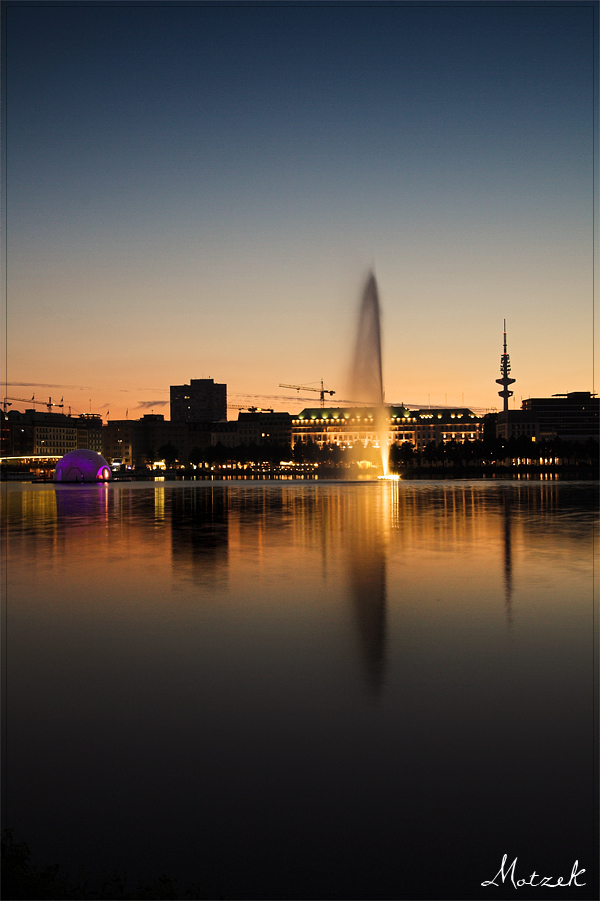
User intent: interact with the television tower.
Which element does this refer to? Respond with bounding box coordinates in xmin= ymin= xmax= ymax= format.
xmin=496 ymin=320 xmax=515 ymax=412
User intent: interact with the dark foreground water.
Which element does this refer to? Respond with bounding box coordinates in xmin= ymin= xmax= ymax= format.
xmin=1 ymin=480 xmax=598 ymax=899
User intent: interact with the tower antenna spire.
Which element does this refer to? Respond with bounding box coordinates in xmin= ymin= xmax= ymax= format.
xmin=496 ymin=320 xmax=515 ymax=413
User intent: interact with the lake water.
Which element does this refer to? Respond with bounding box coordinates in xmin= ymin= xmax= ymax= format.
xmin=1 ymin=479 xmax=597 ymax=899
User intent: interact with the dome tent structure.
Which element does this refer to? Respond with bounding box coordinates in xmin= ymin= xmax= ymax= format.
xmin=54 ymin=449 xmax=112 ymax=482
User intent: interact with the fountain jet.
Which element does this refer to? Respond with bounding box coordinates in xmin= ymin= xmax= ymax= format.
xmin=350 ymin=272 xmax=390 ymax=476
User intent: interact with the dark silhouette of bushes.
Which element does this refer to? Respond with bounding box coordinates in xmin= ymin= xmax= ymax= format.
xmin=181 ymin=435 xmax=598 ymax=474
xmin=1 ymin=830 xmax=207 ymax=900
xmin=157 ymin=443 xmax=179 ymax=466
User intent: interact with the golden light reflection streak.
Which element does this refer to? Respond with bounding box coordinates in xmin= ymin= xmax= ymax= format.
xmin=24 ymin=487 xmax=58 ymax=530
xmin=154 ymin=485 xmax=165 ymax=522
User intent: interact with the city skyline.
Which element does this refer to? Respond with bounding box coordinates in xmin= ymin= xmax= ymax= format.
xmin=3 ymin=2 xmax=597 ymax=420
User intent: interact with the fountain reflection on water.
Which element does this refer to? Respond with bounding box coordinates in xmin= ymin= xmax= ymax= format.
xmin=350 ymin=271 xmax=391 ymax=477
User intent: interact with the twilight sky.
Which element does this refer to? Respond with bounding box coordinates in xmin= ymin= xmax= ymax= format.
xmin=3 ymin=0 xmax=597 ymax=419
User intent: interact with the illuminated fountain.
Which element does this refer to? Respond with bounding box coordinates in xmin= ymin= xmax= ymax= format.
xmin=350 ymin=271 xmax=397 ymax=478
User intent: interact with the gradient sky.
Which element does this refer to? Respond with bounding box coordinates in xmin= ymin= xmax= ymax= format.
xmin=3 ymin=0 xmax=597 ymax=419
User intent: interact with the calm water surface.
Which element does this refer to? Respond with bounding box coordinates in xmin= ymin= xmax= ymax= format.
xmin=2 ymin=480 xmax=597 ymax=899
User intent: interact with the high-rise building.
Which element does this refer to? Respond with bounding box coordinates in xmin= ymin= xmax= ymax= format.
xmin=170 ymin=378 xmax=227 ymax=423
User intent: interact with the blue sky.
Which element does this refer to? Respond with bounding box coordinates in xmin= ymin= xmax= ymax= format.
xmin=3 ymin=1 xmax=597 ymax=417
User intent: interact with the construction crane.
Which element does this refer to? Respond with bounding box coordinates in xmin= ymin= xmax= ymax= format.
xmin=279 ymin=380 xmax=335 ymax=408
xmin=228 ymin=404 xmax=274 ymax=413
xmin=3 ymin=395 xmax=64 ymax=413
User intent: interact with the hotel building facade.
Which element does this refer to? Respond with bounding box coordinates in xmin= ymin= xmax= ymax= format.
xmin=291 ymin=406 xmax=483 ymax=450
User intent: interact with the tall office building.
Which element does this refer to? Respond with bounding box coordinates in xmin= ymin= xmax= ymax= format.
xmin=170 ymin=378 xmax=227 ymax=423
xmin=521 ymin=392 xmax=599 ymax=441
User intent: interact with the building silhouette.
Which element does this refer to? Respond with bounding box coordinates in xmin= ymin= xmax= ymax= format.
xmin=522 ymin=392 xmax=598 ymax=441
xmin=238 ymin=411 xmax=292 ymax=446
xmin=1 ymin=409 xmax=102 ymax=456
xmin=170 ymin=378 xmax=227 ymax=423
xmin=209 ymin=412 xmax=293 ymax=449
xmin=103 ymin=414 xmax=190 ymax=467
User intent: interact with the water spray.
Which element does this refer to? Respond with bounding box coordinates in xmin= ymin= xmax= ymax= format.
xmin=350 ymin=271 xmax=391 ymax=477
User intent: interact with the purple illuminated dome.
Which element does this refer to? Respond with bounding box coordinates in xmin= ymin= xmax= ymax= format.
xmin=54 ymin=449 xmax=112 ymax=482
